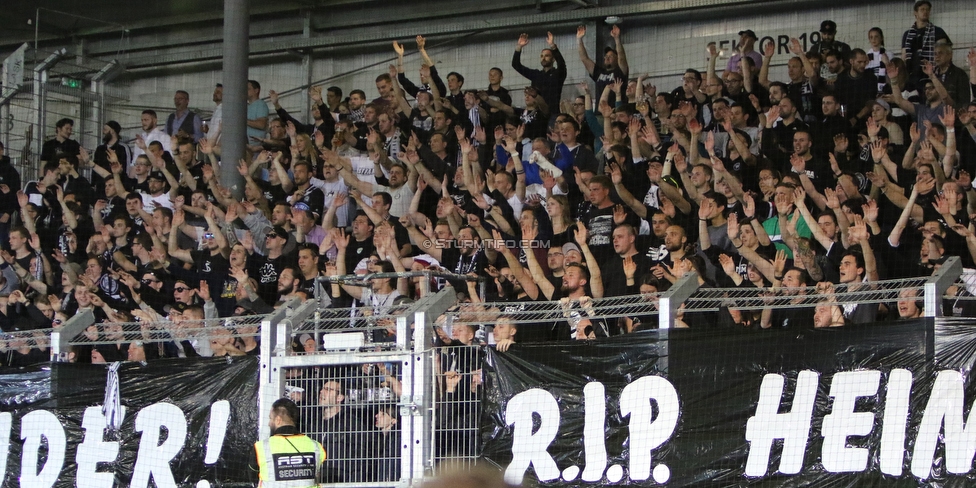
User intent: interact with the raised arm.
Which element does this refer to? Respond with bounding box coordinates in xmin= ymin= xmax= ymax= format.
xmin=610 ymin=25 xmax=628 ymax=77
xmin=706 ymin=44 xmax=720 ymax=86
xmin=576 ymin=25 xmax=596 ymax=76
xmin=333 ymin=229 xmax=363 ymax=301
xmin=758 ymin=42 xmax=775 ymax=88
xmin=886 ymin=64 xmax=916 ymax=116
xmin=520 ymin=226 xmax=555 ymax=300
xmin=793 ymin=188 xmax=834 ymax=251
xmin=888 ymin=184 xmax=919 ymax=248
xmin=608 ymin=162 xmax=646 ymax=218
xmin=574 ymin=222 xmax=604 ymax=299
xmin=168 ymin=210 xmax=194 ymax=263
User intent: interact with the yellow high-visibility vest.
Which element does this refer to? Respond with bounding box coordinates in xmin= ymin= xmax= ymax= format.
xmin=254 ymin=433 xmax=326 ymax=488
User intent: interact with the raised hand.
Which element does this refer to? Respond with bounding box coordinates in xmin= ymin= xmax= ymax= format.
xmin=773 ymin=249 xmax=788 ymax=278
xmin=743 ymin=193 xmax=756 ymax=218
xmin=719 ymin=254 xmax=737 ymax=277
xmin=613 ymin=204 xmax=627 ymax=225
xmin=766 ymin=104 xmax=781 ymax=124
xmin=862 ymin=199 xmax=879 ymax=223
xmin=333 ymin=228 xmax=350 ymax=250
xmin=546 ymin=31 xmax=555 ymax=48
xmin=909 ymin=122 xmax=920 ymax=142
xmin=607 ymin=162 xmax=623 ymax=185
xmin=727 ymin=212 xmax=740 ymax=240
xmin=870 ymin=140 xmax=887 ymax=163
xmin=824 ymin=187 xmax=840 ymax=209
xmin=576 ymin=25 xmax=586 ymax=39
xmin=928 ymin=180 xmax=950 ymax=209
xmin=392 ymin=40 xmax=404 ymax=55
xmin=517 ymin=33 xmax=529 ymax=48
xmin=789 ymin=38 xmax=803 ymax=56
xmin=939 ymin=105 xmax=956 ymax=128
xmin=829 ymin=133 xmax=848 ymax=154
xmin=198 ymin=280 xmax=211 ymax=302
xmin=573 ymin=221 xmax=588 ymax=244
xmin=623 ymin=256 xmax=637 ymax=278
xmin=848 ymin=215 xmax=869 ymax=243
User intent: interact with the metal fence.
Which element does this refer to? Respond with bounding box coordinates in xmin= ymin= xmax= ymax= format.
xmin=1 ymin=46 xmax=128 ymax=181
xmin=0 ymin=260 xmax=971 ymax=485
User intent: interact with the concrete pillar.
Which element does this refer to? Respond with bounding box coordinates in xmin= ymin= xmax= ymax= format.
xmin=220 ymin=0 xmax=249 ymax=199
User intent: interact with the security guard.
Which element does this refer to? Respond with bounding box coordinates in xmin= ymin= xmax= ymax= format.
xmin=252 ymin=398 xmax=326 ymax=487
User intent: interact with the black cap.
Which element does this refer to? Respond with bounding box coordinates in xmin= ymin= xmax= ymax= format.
xmin=737 ymin=29 xmax=758 ymax=40
xmin=105 ymin=120 xmax=122 ymax=136
xmin=148 ymin=170 xmax=166 ymax=181
xmin=820 ymin=20 xmax=837 ymax=33
xmin=268 ymin=225 xmax=289 ymax=240
xmin=603 ymin=46 xmax=618 ymax=55
xmin=877 ymin=126 xmax=890 ymax=139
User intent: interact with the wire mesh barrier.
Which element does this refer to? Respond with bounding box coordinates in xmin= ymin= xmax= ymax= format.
xmin=445 ymin=293 xmax=664 ymax=341
xmin=282 ymin=362 xmax=405 ymax=485
xmin=64 ymin=315 xmax=265 ymax=362
xmin=432 ymin=345 xmax=482 ymax=472
xmin=0 ymin=327 xmax=53 ymax=367
xmin=685 ymin=277 xmax=929 ymax=312
xmin=292 ymin=306 xmax=418 ymax=353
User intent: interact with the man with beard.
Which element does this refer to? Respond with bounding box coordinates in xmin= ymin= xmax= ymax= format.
xmin=762 ymin=97 xmax=808 ymax=157
xmin=512 ymin=31 xmax=567 ymax=115
xmin=313 ymin=380 xmax=363 ymax=483
xmin=88 ymin=121 xmax=132 ymax=198
xmin=650 ymin=224 xmax=688 ymax=281
xmin=556 ymin=263 xmax=609 ymax=340
xmin=288 ymin=161 xmax=326 ymax=218
xmin=132 ymin=110 xmax=171 ymax=166
xmin=577 ymin=24 xmax=629 ymax=106
xmin=275 ymin=267 xmax=304 ymax=304
xmin=762 ymin=267 xmax=815 ymax=328
xmin=887 ymin=65 xmax=949 ymax=133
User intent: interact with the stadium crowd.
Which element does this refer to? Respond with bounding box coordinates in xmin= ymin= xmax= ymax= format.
xmin=2 ymin=0 xmax=976 ymax=368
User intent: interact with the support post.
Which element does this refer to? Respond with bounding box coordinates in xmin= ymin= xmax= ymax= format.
xmin=924 ymin=256 xmax=962 ymax=317
xmin=220 ymin=0 xmax=249 ymax=199
xmin=658 ymin=272 xmax=700 ymax=329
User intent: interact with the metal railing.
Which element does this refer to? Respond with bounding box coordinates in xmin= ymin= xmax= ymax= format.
xmin=0 ymin=260 xmax=971 ymax=486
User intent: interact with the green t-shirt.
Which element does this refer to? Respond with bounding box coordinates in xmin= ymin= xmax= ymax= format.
xmin=761 ymin=210 xmax=812 ymax=259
